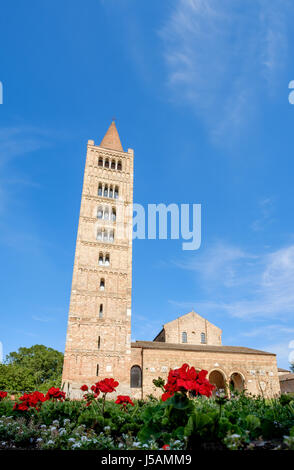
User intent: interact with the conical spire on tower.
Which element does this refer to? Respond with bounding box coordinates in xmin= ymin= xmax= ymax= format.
xmin=100 ymin=120 xmax=123 ymax=151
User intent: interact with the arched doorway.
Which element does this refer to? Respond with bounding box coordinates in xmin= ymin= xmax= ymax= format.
xmin=130 ymin=365 xmax=142 ymax=388
xmin=229 ymin=372 xmax=244 ymax=392
xmin=209 ymin=370 xmax=226 ymax=394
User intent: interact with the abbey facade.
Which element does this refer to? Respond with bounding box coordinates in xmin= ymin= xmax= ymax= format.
xmin=62 ymin=122 xmax=280 ymax=399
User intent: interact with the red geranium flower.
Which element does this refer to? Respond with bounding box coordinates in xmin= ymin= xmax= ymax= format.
xmin=0 ymin=391 xmax=7 ymax=400
xmin=161 ymin=364 xmax=215 ymax=401
xmin=115 ymin=395 xmax=134 ymax=407
xmin=98 ymin=378 xmax=119 ymax=394
xmin=80 ymin=384 xmax=88 ymax=392
xmin=13 ymin=391 xmax=47 ymax=411
xmin=162 ymin=444 xmax=170 ymax=450
xmin=45 ymin=387 xmax=66 ymax=401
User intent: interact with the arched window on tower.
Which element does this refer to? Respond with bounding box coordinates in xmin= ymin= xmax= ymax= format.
xmin=182 ymin=332 xmax=187 ymax=343
xmin=117 ymin=161 xmax=122 ymax=171
xmin=103 ymin=229 xmax=108 ymax=241
xmin=104 ymin=185 xmax=108 ymax=197
xmin=111 ymin=160 xmax=116 ymax=169
xmin=97 ymin=229 xmax=102 ymax=241
xmin=104 ymin=207 xmax=109 ymax=220
xmin=98 ymin=336 xmax=101 ymax=350
xmin=100 ymin=278 xmax=105 ymax=291
xmin=97 ymin=207 xmax=103 ymax=219
xmin=109 ymin=186 xmax=113 ymax=198
xmin=96 ymin=364 xmax=99 ymax=376
xmin=98 ymin=157 xmax=103 ymax=167
xmin=114 ymin=186 xmax=119 ymax=199
xmin=105 ymin=254 xmax=110 ymax=266
xmin=112 ymin=208 xmax=116 ymax=221
xmin=109 ymin=230 xmax=114 ymax=242
xmin=98 ymin=253 xmax=103 ymax=265
xmin=130 ymin=365 xmax=142 ymax=388
xmin=98 ymin=184 xmax=102 ymax=196
xmin=99 ymin=304 xmax=103 ymax=319
xmin=201 ymin=332 xmax=206 ymax=344
xmin=104 ymin=159 xmax=109 ymax=168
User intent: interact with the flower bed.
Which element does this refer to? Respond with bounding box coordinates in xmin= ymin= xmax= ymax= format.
xmin=0 ymin=364 xmax=293 ymax=451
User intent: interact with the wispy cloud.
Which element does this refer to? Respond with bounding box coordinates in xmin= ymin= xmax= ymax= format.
xmin=173 ymin=242 xmax=294 ymax=320
xmin=251 ymin=197 xmax=275 ymax=232
xmin=160 ymin=0 xmax=291 ymax=141
xmin=32 ymin=315 xmax=54 ymax=323
xmin=0 ymin=126 xmax=48 ymax=167
xmin=0 ymin=126 xmax=49 ymax=214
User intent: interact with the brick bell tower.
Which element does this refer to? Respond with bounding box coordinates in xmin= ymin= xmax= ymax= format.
xmin=62 ymin=121 xmax=134 ymax=397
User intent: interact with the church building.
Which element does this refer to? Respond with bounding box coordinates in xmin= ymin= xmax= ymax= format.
xmin=62 ymin=122 xmax=280 ymax=399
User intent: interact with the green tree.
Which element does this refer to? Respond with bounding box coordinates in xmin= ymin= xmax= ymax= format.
xmin=0 ymin=345 xmax=63 ymax=392
xmin=290 ymin=363 xmax=294 ymax=373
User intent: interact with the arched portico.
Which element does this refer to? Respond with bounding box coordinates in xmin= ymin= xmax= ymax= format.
xmin=208 ymin=369 xmax=227 ymax=394
xmin=229 ymin=372 xmax=245 ymax=392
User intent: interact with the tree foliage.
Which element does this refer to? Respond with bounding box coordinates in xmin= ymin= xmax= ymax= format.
xmin=0 ymin=345 xmax=63 ymax=392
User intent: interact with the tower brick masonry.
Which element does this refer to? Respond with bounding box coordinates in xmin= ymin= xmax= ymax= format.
xmin=62 ymin=121 xmax=134 ymax=397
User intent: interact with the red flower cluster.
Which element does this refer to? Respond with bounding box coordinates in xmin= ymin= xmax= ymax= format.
xmin=115 ymin=395 xmax=134 ymax=408
xmin=162 ymin=364 xmax=215 ymax=401
xmin=0 ymin=391 xmax=7 ymax=400
xmin=98 ymin=378 xmax=119 ymax=394
xmin=13 ymin=391 xmax=46 ymax=411
xmin=82 ymin=378 xmax=119 ymax=406
xmin=45 ymin=387 xmax=66 ymax=401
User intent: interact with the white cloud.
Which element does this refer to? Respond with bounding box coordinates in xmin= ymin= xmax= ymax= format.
xmin=32 ymin=316 xmax=53 ymax=323
xmin=251 ymin=197 xmax=275 ymax=232
xmin=160 ymin=0 xmax=291 ymax=141
xmin=177 ymin=242 xmax=252 ymax=287
xmin=174 ymin=242 xmax=294 ymax=320
xmin=0 ymin=127 xmax=47 ymax=167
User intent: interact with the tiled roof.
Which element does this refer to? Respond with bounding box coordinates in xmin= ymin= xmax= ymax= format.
xmin=131 ymin=341 xmax=275 ymax=356
xmin=279 ymin=373 xmax=294 ymax=382
xmin=100 ymin=121 xmax=123 ymax=151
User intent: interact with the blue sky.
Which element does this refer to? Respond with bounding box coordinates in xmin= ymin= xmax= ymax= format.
xmin=1 ymin=0 xmax=294 ymax=368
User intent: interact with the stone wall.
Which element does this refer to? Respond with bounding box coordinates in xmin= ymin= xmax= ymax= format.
xmin=162 ymin=311 xmax=222 ymax=346
xmin=130 ymin=344 xmax=280 ymax=399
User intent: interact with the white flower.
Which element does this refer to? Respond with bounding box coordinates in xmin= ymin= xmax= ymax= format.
xmin=50 ymin=426 xmax=57 ymax=431
xmin=68 ymin=438 xmax=76 ymax=443
xmin=104 ymin=426 xmax=111 ymax=431
xmin=36 ymin=438 xmax=43 ymax=443
xmin=47 ymin=440 xmax=54 ymax=445
xmin=72 ymin=442 xmax=81 ymax=449
xmin=133 ymin=442 xmax=140 ymax=447
xmin=230 ymin=434 xmax=241 ymax=439
xmin=81 ymin=436 xmax=87 ymax=442
xmin=52 ymin=420 xmax=59 ymax=426
xmin=63 ymin=419 xmax=70 ymax=425
xmin=40 ymin=424 xmax=47 ymax=429
xmin=59 ymin=429 xmax=66 ymax=436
